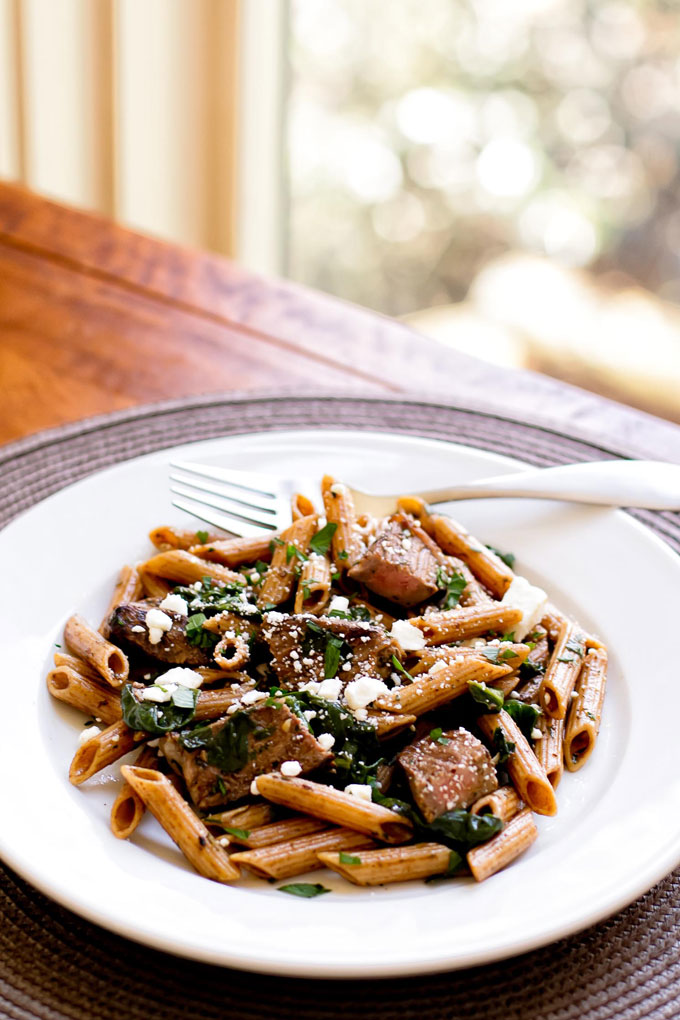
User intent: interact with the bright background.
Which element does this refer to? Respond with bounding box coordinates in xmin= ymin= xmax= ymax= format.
xmin=1 ymin=0 xmax=679 ymax=422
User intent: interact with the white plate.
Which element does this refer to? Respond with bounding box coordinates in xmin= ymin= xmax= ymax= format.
xmin=1 ymin=429 xmax=679 ymax=978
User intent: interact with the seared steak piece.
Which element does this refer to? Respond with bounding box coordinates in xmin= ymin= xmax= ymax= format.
xmin=262 ymin=612 xmax=394 ymax=691
xmin=107 ymin=601 xmax=212 ymax=667
xmin=397 ymin=727 xmax=498 ymax=822
xmin=348 ymin=514 xmax=440 ymax=607
xmin=160 ymin=702 xmax=332 ymax=810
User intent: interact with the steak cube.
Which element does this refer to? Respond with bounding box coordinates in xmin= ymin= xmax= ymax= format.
xmin=397 ymin=727 xmax=498 ymax=822
xmin=160 ymin=702 xmax=332 ymax=810
xmin=348 ymin=515 xmax=440 ymax=607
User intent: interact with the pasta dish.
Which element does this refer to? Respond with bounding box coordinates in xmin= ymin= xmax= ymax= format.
xmin=47 ymin=475 xmax=607 ymax=894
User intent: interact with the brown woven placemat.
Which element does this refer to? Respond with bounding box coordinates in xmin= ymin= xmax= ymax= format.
xmin=1 ymin=393 xmax=679 ymax=1020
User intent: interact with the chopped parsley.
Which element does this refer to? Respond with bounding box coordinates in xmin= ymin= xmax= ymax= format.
xmin=221 ymin=825 xmax=250 ymax=840
xmin=338 ymin=852 xmax=361 ymax=865
xmin=468 ymin=680 xmax=504 ymax=712
xmin=185 ymin=612 xmax=220 ymax=651
xmin=195 ymin=529 xmax=209 ymax=544
xmin=435 ymin=566 xmax=467 ymax=610
xmin=337 ymin=550 xmax=349 ymax=561
xmin=391 ymin=654 xmax=414 ymax=683
xmin=278 ymin=883 xmax=330 ymax=898
xmin=486 ymin=545 xmax=516 ymax=569
xmin=286 ymin=543 xmax=308 ymax=564
xmin=309 ymin=522 xmax=337 ymax=556
xmin=429 ymin=727 xmax=450 ymax=745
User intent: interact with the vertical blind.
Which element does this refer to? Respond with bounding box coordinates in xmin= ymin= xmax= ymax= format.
xmin=0 ymin=0 xmax=284 ymax=269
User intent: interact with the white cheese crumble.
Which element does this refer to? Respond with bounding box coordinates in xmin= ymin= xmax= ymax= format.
xmin=280 ymin=760 xmax=302 ymax=777
xmin=328 ymin=595 xmax=349 ymax=614
xmin=345 ymin=783 xmax=373 ymax=802
xmin=77 ymin=725 xmax=101 ymax=745
xmin=317 ymin=732 xmax=335 ymax=751
xmin=391 ymin=619 xmax=426 ymax=651
xmin=250 ymin=778 xmax=260 ymax=795
xmin=499 ymin=575 xmax=548 ymax=641
xmin=531 ymin=727 xmax=543 ymax=741
xmin=141 ymin=684 xmax=176 ymax=703
xmin=241 ymin=690 xmax=267 ymax=705
xmin=154 ymin=667 xmax=203 ymax=689
xmin=130 ymin=625 xmax=145 ymax=633
xmin=316 ymin=677 xmax=343 ymax=700
xmin=159 ymin=593 xmax=189 ymax=616
xmin=145 ymin=608 xmax=173 ymax=645
xmin=344 ymin=675 xmax=389 ymax=710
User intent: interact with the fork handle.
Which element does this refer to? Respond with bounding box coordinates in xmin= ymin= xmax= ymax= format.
xmin=415 ymin=460 xmax=680 ymax=511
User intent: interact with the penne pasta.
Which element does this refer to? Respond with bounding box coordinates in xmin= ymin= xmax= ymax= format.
xmin=318 ymin=843 xmax=453 ymax=886
xmin=471 ymin=785 xmax=522 ymax=823
xmin=63 ymin=614 xmax=129 ymax=688
xmin=140 ymin=549 xmax=243 ymax=586
xmin=294 ymin=552 xmax=332 ymax=614
xmin=467 ymin=807 xmax=538 ymax=881
xmin=291 ymin=492 xmax=317 ymax=521
xmin=533 ymin=713 xmax=565 ymax=788
xmin=99 ymin=564 xmax=143 ymax=636
xmin=194 ymin=681 xmax=257 ymax=721
xmin=257 ymin=514 xmax=318 ymax=608
xmin=226 ymin=816 xmax=328 ymax=849
xmin=321 ymin=476 xmax=363 ymax=569
xmin=46 ymin=665 xmax=122 ymax=725
xmin=121 ymin=766 xmax=240 ymax=882
xmin=408 ymin=604 xmax=523 ymax=646
xmin=374 ymin=656 xmax=511 ymax=716
xmin=138 ymin=570 xmax=173 ymax=599
xmin=204 ymin=802 xmax=276 ymax=832
xmin=367 ymin=710 xmax=418 ymax=740
xmin=478 ymin=710 xmax=557 ymax=816
xmin=110 ymin=745 xmax=159 ymax=839
xmin=230 ymin=827 xmax=375 ymax=880
xmin=189 ymin=533 xmax=277 ymax=567
xmin=69 ymin=719 xmax=142 ymax=785
xmin=540 ymin=619 xmax=587 ymax=719
xmin=564 ymin=646 xmax=608 ymax=772
xmin=53 ymin=650 xmax=101 ymax=681
xmin=254 ymin=774 xmax=413 ymax=843
xmin=149 ymin=525 xmax=223 ymax=551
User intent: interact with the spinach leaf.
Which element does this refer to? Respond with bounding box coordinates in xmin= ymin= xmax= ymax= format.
xmin=519 ymin=659 xmax=545 ymax=681
xmin=173 ymin=577 xmax=259 ymax=624
xmin=492 ymin=727 xmax=516 ymax=764
xmin=504 ymin=699 xmax=541 ymax=740
xmin=468 ymin=680 xmax=504 ymax=712
xmin=324 ymin=634 xmax=345 ymax=679
xmin=185 ymin=612 xmax=220 ymax=651
xmin=485 ymin=545 xmax=516 ymax=569
xmin=429 ymin=727 xmax=450 ymax=745
xmin=278 ymin=883 xmax=330 ymax=898
xmin=303 ymin=619 xmax=348 ymax=678
xmin=481 ymin=645 xmax=517 ymax=665
xmin=309 ymin=522 xmax=337 ymax=556
xmin=428 ymin=810 xmax=503 ymax=847
xmin=121 ymin=684 xmax=198 ymax=735
xmin=179 ymin=712 xmax=257 ymax=772
xmin=435 ymin=566 xmax=467 ymax=610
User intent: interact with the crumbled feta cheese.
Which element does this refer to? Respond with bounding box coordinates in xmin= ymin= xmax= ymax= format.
xmin=316 ymin=677 xmax=343 ymax=700
xmin=250 ymin=778 xmax=260 ymax=795
xmin=77 ymin=725 xmax=100 ymax=745
xmin=429 ymin=660 xmax=448 ymax=675
xmin=241 ymin=690 xmax=267 ymax=705
xmin=317 ymin=733 xmax=335 ymax=751
xmin=353 ymin=708 xmax=368 ymax=721
xmin=154 ymin=666 xmax=203 ymax=689
xmin=345 ymin=783 xmax=373 ymax=802
xmin=159 ymin=593 xmax=189 ymax=616
xmin=141 ymin=684 xmax=177 ymax=703
xmin=145 ymin=608 xmax=173 ymax=645
xmin=328 ymin=595 xmax=349 ymax=614
xmin=227 ymin=703 xmax=240 ymax=714
xmin=500 ymin=576 xmax=548 ymax=641
xmin=391 ymin=619 xmax=426 ymax=651
xmin=531 ymin=727 xmax=543 ymax=741
xmin=329 ymin=483 xmax=346 ymax=495
xmin=130 ymin=625 xmax=145 ymax=633
xmin=344 ymin=675 xmax=389 ymax=710
xmin=300 ymin=680 xmax=321 ymax=695
xmin=303 ymin=710 xmax=317 ymax=721
xmin=280 ymin=760 xmax=302 ymax=777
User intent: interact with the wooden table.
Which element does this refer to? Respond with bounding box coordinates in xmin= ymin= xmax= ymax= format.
xmin=1 ymin=181 xmax=679 ymax=461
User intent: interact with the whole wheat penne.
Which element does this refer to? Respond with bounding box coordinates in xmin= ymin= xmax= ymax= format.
xmin=321 ymin=476 xmax=363 ymax=569
xmin=367 ymin=710 xmax=418 ymax=740
xmin=69 ymin=719 xmax=142 ymax=785
xmin=227 ymin=816 xmax=328 ymax=848
xmin=139 ymin=570 xmax=173 ymax=599
xmin=110 ymin=745 xmax=159 ymax=839
xmin=53 ymin=650 xmax=101 ymax=681
xmin=204 ymin=802 xmax=276 ymax=831
xmin=318 ymin=843 xmax=454 ymax=886
xmin=121 ymin=766 xmax=240 ymax=882
xmin=471 ymin=785 xmax=522 ymax=823
xmin=540 ymin=607 xmax=565 ymax=644
xmin=409 ymin=605 xmax=523 ymax=646
xmin=491 ymin=673 xmax=523 ymax=698
xmin=257 ymin=514 xmax=318 ymax=608
xmin=374 ymin=657 xmax=511 ymax=716
xmin=141 ymin=549 xmax=243 ymax=586
xmin=230 ymin=827 xmax=375 ymax=880
xmin=149 ymin=525 xmax=222 ymax=550
xmin=540 ymin=619 xmax=587 ymax=719
xmin=254 ymin=774 xmax=413 ymax=843
xmin=410 ymin=642 xmax=529 ymax=676
xmin=194 ymin=681 xmax=257 ymax=721
xmin=291 ymin=492 xmax=317 ymax=520
xmin=190 ymin=533 xmax=278 ymax=566
xmin=467 ymin=807 xmax=538 ymax=881
xmin=47 ymin=666 xmax=122 ymax=724
xmin=564 ymin=647 xmax=608 ymax=772
xmin=99 ymin=565 xmax=143 ymax=636
xmin=533 ymin=713 xmax=565 ymax=788
xmin=294 ymin=552 xmax=332 ymax=614
xmin=63 ymin=614 xmax=129 ymax=688
xmin=478 ymin=711 xmax=557 ymax=816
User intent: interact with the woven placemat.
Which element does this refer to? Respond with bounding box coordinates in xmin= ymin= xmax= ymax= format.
xmin=1 ymin=393 xmax=679 ymax=1020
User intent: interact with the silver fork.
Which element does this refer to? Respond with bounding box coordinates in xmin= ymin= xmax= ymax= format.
xmin=170 ymin=459 xmax=680 ymax=537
